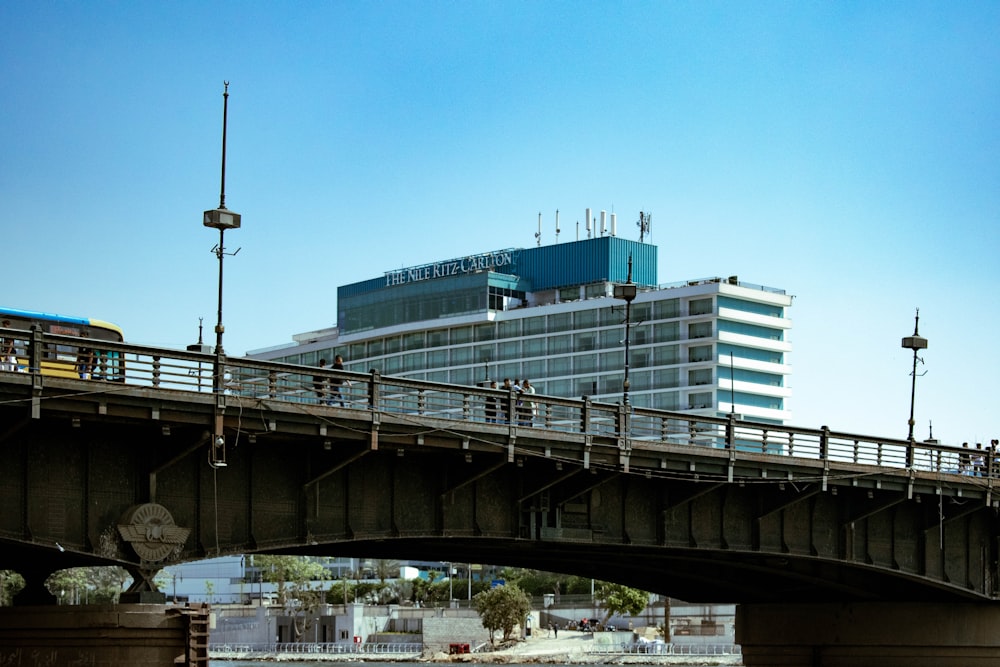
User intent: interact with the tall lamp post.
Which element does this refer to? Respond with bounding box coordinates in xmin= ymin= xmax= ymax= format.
xmin=203 ymin=82 xmax=241 ymax=467
xmin=901 ymin=308 xmax=928 ymax=442
xmin=613 ymin=255 xmax=637 ymax=406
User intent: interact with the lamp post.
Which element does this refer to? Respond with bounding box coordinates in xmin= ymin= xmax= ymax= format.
xmin=203 ymin=81 xmax=241 ymax=468
xmin=901 ymin=308 xmax=928 ymax=442
xmin=613 ymin=255 xmax=637 ymax=406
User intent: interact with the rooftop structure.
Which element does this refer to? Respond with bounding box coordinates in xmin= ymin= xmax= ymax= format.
xmin=250 ymin=233 xmax=793 ymax=423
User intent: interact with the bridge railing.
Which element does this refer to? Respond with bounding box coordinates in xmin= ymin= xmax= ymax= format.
xmin=0 ymin=327 xmax=982 ymax=479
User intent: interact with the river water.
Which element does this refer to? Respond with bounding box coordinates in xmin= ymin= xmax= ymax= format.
xmin=212 ymin=660 xmax=742 ymax=667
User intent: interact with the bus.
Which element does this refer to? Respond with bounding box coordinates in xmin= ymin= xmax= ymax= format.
xmin=0 ymin=306 xmax=125 ymax=381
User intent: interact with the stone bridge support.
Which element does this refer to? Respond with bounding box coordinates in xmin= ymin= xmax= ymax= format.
xmin=737 ymin=601 xmax=1000 ymax=666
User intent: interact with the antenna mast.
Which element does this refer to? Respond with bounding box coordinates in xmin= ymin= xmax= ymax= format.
xmin=637 ymin=211 xmax=652 ymax=243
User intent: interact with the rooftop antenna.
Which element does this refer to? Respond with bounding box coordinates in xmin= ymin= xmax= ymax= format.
xmin=638 ymin=211 xmax=652 ymax=243
xmin=536 ymin=212 xmax=542 ymax=247
xmin=555 ymin=209 xmax=560 ymax=243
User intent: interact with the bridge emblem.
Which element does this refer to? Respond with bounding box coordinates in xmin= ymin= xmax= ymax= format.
xmin=117 ymin=503 xmax=190 ymax=562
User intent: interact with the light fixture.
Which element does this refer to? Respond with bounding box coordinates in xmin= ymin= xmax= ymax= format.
xmin=210 ymin=434 xmax=227 ymax=468
xmin=612 ymin=254 xmax=637 ymax=406
xmin=901 ymin=308 xmax=929 ymax=442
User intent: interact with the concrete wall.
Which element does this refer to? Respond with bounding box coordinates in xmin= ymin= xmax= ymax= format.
xmin=0 ymin=604 xmax=208 ymax=667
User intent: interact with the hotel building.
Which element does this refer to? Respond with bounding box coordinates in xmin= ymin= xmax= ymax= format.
xmin=249 ymin=234 xmax=793 ymax=424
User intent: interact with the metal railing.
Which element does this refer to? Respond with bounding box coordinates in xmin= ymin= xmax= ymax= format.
xmin=587 ymin=641 xmax=742 ymax=656
xmin=0 ymin=326 xmax=986 ymax=480
xmin=209 ymin=641 xmax=423 ymax=655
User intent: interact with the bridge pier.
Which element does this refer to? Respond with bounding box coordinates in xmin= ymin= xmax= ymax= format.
xmin=737 ymin=601 xmax=1000 ymax=666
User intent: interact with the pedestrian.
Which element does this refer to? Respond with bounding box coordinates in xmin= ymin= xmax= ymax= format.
xmin=1 ymin=320 xmax=15 ymax=372
xmin=519 ymin=379 xmax=536 ymax=425
xmin=960 ymin=443 xmax=971 ymax=475
xmin=75 ymin=331 xmax=94 ymax=379
xmin=485 ymin=380 xmax=499 ymax=423
xmin=313 ymin=358 xmax=331 ymax=405
xmin=974 ymin=443 xmax=985 ymax=477
xmin=331 ymin=354 xmax=349 ymax=407
xmin=501 ymin=378 xmax=513 ymax=423
xmin=553 ymin=622 xmax=558 ymax=638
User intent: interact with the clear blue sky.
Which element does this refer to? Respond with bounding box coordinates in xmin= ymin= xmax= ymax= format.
xmin=2 ymin=2 xmax=997 ymax=445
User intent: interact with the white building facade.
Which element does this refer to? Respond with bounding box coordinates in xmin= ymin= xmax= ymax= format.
xmin=250 ymin=236 xmax=793 ymax=424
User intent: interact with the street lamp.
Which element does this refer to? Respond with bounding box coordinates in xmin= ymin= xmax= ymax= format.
xmin=203 ymin=81 xmax=241 ymax=468
xmin=901 ymin=308 xmax=928 ymax=442
xmin=613 ymin=255 xmax=637 ymax=406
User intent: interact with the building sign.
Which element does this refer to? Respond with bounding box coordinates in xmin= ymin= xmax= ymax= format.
xmin=384 ymin=250 xmax=514 ymax=287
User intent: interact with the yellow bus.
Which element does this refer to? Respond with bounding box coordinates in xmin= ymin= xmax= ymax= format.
xmin=0 ymin=306 xmax=125 ymax=381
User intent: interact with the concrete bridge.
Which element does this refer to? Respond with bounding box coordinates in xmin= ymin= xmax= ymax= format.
xmin=1 ymin=329 xmax=999 ymax=665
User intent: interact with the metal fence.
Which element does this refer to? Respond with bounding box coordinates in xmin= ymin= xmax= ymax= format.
xmin=2 ymin=326 xmax=985 ymax=479
xmin=209 ymin=641 xmax=423 ymax=656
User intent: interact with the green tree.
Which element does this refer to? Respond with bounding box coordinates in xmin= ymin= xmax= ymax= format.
xmin=0 ymin=570 xmax=25 ymax=606
xmin=45 ymin=566 xmax=128 ymax=604
xmin=256 ymin=555 xmax=332 ymax=641
xmin=472 ymin=583 xmax=532 ymax=645
xmin=594 ymin=581 xmax=649 ymax=625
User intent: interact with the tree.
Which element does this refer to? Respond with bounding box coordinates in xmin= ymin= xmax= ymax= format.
xmin=256 ymin=555 xmax=332 ymax=641
xmin=472 ymin=583 xmax=532 ymax=645
xmin=0 ymin=570 xmax=25 ymax=606
xmin=45 ymin=566 xmax=129 ymax=604
xmin=594 ymin=581 xmax=649 ymax=625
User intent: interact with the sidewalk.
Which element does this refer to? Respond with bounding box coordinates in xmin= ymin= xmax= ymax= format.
xmin=442 ymin=629 xmax=743 ymax=665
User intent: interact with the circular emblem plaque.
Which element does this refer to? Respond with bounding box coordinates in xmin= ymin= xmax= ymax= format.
xmin=117 ymin=503 xmax=190 ymax=562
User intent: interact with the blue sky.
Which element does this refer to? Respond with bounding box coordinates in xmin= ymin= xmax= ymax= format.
xmin=2 ymin=2 xmax=997 ymax=445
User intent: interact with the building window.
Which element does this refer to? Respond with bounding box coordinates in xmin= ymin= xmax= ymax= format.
xmin=475 ymin=323 xmax=495 ymax=342
xmin=689 ymin=345 xmax=713 ymax=363
xmin=575 ymin=332 xmax=597 ymax=352
xmin=574 ymin=310 xmax=598 ymax=329
xmin=427 ymin=349 xmax=448 ymax=368
xmin=497 ymin=320 xmax=521 ymax=338
xmin=475 ymin=344 xmax=495 ymax=365
xmin=450 ymin=327 xmax=472 ymax=345
xmin=654 ymin=345 xmax=679 ymax=366
xmin=549 ymin=335 xmax=572 ymax=355
xmin=548 ymin=356 xmax=571 ymax=377
xmin=633 ymin=324 xmax=651 ymax=345
xmin=385 ymin=336 xmax=401 ymax=354
xmin=559 ymin=286 xmax=580 ymax=302
xmin=450 ymin=367 xmax=474 ymax=385
xmin=383 ymin=355 xmax=402 ymax=374
xmin=656 ymin=368 xmax=680 ymax=388
xmin=689 ymin=322 xmax=712 ymax=339
xmin=689 ymin=298 xmax=713 ymax=316
xmin=689 ymin=391 xmax=713 ymax=409
xmin=402 ymin=332 xmax=425 ymax=351
xmin=523 ymin=337 xmax=545 ymax=358
xmin=522 ymin=359 xmax=545 ymax=380
xmin=496 ymin=340 xmax=520 ymax=361
xmin=426 ymin=329 xmax=448 ymax=348
xmin=654 ymin=299 xmax=680 ymax=319
xmin=523 ymin=316 xmax=545 ymax=336
xmin=599 ymin=329 xmax=620 ymax=350
xmin=632 ymin=303 xmax=651 ymax=322
xmin=367 ymin=339 xmax=384 ymax=357
xmin=548 ymin=313 xmax=572 ymax=333
xmin=689 ymin=368 xmax=713 ymax=386
xmin=574 ymin=354 xmax=598 ymax=374
xmin=654 ymin=322 xmax=680 ymax=343
xmin=600 ymin=351 xmax=624 ymax=373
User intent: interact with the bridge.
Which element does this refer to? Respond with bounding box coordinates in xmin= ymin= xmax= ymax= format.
xmin=1 ymin=327 xmax=999 ymax=665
